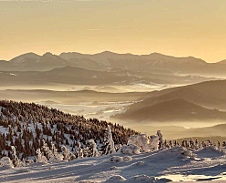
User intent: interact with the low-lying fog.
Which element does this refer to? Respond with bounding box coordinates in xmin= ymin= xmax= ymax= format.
xmin=0 ymin=83 xmax=185 ymax=93
xmin=1 ymin=83 xmax=226 ymax=140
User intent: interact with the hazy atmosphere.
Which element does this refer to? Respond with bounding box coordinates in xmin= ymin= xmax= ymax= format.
xmin=1 ymin=1 xmax=226 ymax=182
xmin=1 ymin=0 xmax=226 ymax=62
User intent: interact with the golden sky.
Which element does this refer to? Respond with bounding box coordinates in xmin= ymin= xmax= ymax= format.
xmin=0 ymin=0 xmax=226 ymax=62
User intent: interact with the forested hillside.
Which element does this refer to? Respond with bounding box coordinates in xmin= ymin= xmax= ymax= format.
xmin=0 ymin=100 xmax=138 ymax=159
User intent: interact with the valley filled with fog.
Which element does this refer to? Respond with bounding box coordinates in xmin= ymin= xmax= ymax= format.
xmin=1 ymin=51 xmax=226 ymax=140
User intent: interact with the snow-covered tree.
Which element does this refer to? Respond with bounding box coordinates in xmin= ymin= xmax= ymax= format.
xmin=51 ymin=142 xmax=58 ymax=156
xmin=11 ymin=146 xmax=22 ymax=167
xmin=61 ymin=145 xmax=76 ymax=161
xmin=157 ymin=130 xmax=163 ymax=149
xmin=86 ymin=139 xmax=100 ymax=157
xmin=75 ymin=142 xmax=83 ymax=159
xmin=49 ymin=142 xmax=64 ymax=162
xmin=36 ymin=148 xmax=48 ymax=163
xmin=149 ymin=135 xmax=159 ymax=151
xmin=101 ymin=125 xmax=115 ymax=155
xmin=41 ymin=139 xmax=54 ymax=160
xmin=128 ymin=134 xmax=150 ymax=152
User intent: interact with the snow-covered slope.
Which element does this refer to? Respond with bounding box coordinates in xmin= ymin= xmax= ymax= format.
xmin=1 ymin=146 xmax=226 ymax=182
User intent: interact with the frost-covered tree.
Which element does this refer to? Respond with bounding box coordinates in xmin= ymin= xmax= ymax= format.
xmin=61 ymin=145 xmax=76 ymax=161
xmin=11 ymin=146 xmax=22 ymax=167
xmin=75 ymin=142 xmax=83 ymax=159
xmin=36 ymin=148 xmax=48 ymax=163
xmin=101 ymin=125 xmax=115 ymax=155
xmin=189 ymin=138 xmax=195 ymax=149
xmin=217 ymin=140 xmax=221 ymax=148
xmin=86 ymin=139 xmax=100 ymax=157
xmin=157 ymin=130 xmax=163 ymax=149
xmin=149 ymin=135 xmax=159 ymax=151
xmin=49 ymin=142 xmax=64 ymax=162
xmin=51 ymin=142 xmax=58 ymax=156
xmin=41 ymin=139 xmax=54 ymax=160
xmin=169 ymin=140 xmax=172 ymax=148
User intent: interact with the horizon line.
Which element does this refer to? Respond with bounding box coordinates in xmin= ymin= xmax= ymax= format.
xmin=1 ymin=50 xmax=224 ymax=63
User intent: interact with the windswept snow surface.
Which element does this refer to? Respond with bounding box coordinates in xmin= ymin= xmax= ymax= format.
xmin=1 ymin=147 xmax=226 ymax=182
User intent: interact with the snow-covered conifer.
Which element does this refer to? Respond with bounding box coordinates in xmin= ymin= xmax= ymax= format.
xmin=86 ymin=139 xmax=100 ymax=157
xmin=11 ymin=146 xmax=22 ymax=167
xmin=36 ymin=148 xmax=48 ymax=163
xmin=51 ymin=142 xmax=58 ymax=156
xmin=157 ymin=130 xmax=163 ymax=149
xmin=41 ymin=139 xmax=54 ymax=160
xmin=101 ymin=125 xmax=115 ymax=155
xmin=48 ymin=142 xmax=64 ymax=162
xmin=75 ymin=142 xmax=83 ymax=159
xmin=61 ymin=145 xmax=76 ymax=161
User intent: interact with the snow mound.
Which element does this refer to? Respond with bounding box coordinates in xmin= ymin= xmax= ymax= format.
xmin=109 ymin=155 xmax=132 ymax=163
xmin=123 ymin=156 xmax=132 ymax=162
xmin=196 ymin=146 xmax=225 ymax=158
xmin=105 ymin=175 xmax=126 ymax=182
xmin=206 ymin=146 xmax=225 ymax=153
xmin=130 ymin=175 xmax=155 ymax=182
xmin=0 ymin=157 xmax=14 ymax=168
xmin=180 ymin=147 xmax=197 ymax=158
xmin=119 ymin=144 xmax=140 ymax=154
xmin=132 ymin=161 xmax=146 ymax=166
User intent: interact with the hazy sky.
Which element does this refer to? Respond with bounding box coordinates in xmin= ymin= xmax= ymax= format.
xmin=0 ymin=0 xmax=226 ymax=62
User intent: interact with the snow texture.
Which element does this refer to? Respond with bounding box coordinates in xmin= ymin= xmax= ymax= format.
xmin=2 ymin=146 xmax=226 ymax=182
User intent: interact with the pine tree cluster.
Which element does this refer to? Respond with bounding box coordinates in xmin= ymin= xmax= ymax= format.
xmin=0 ymin=100 xmax=139 ymax=159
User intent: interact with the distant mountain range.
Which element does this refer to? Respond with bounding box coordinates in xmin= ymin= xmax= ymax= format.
xmin=0 ymin=51 xmax=223 ymax=86
xmin=112 ymin=80 xmax=226 ymax=124
xmin=0 ymin=51 xmax=226 ymax=77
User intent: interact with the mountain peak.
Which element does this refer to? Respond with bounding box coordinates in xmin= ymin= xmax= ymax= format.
xmin=43 ymin=52 xmax=55 ymax=57
xmin=10 ymin=52 xmax=40 ymax=64
xmin=95 ymin=51 xmax=118 ymax=56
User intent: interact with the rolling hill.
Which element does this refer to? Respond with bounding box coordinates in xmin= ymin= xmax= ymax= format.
xmin=112 ymin=79 xmax=226 ymax=124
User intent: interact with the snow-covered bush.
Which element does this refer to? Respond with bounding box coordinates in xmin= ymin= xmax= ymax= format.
xmin=118 ymin=144 xmax=140 ymax=154
xmin=149 ymin=135 xmax=159 ymax=151
xmin=61 ymin=145 xmax=76 ymax=161
xmin=86 ymin=139 xmax=100 ymax=157
xmin=49 ymin=154 xmax=64 ymax=162
xmin=180 ymin=147 xmax=197 ymax=158
xmin=75 ymin=142 xmax=84 ymax=159
xmin=49 ymin=142 xmax=64 ymax=162
xmin=128 ymin=134 xmax=150 ymax=152
xmin=36 ymin=148 xmax=48 ymax=164
xmin=101 ymin=125 xmax=116 ymax=155
xmin=0 ymin=157 xmax=14 ymax=168
xmin=41 ymin=140 xmax=54 ymax=160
